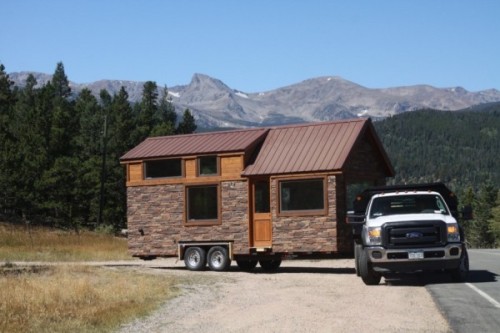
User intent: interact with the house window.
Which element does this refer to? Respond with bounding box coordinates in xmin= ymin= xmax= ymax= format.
xmin=198 ymin=155 xmax=219 ymax=176
xmin=144 ymin=159 xmax=182 ymax=179
xmin=279 ymin=178 xmax=326 ymax=215
xmin=186 ymin=184 xmax=220 ymax=224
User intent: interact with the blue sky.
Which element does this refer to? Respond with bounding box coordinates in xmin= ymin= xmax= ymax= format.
xmin=2 ymin=0 xmax=499 ymax=92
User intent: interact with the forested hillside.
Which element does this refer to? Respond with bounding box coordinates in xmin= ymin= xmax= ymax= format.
xmin=1 ymin=62 xmax=499 ymax=247
xmin=374 ymin=107 xmax=500 ymax=247
xmin=0 ymin=63 xmax=196 ymax=231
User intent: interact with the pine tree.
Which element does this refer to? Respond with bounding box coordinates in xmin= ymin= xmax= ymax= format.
xmin=176 ymin=108 xmax=197 ymax=134
xmin=0 ymin=64 xmax=16 ymax=212
xmin=472 ymin=183 xmax=498 ymax=248
xmin=136 ymin=81 xmax=159 ymax=140
xmin=150 ymin=85 xmax=176 ymax=137
xmin=488 ymin=191 xmax=500 ymax=247
xmin=73 ymin=88 xmax=103 ymax=225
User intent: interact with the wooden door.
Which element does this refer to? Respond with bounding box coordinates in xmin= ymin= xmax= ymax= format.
xmin=251 ymin=179 xmax=272 ymax=247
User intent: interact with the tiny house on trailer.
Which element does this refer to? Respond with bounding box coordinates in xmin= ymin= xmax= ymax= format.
xmin=120 ymin=118 xmax=394 ymax=271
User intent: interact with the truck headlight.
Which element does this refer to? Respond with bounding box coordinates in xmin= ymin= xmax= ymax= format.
xmin=447 ymin=224 xmax=461 ymax=242
xmin=365 ymin=226 xmax=382 ymax=246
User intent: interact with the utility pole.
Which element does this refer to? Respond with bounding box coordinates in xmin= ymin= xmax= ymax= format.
xmin=97 ymin=115 xmax=107 ymax=225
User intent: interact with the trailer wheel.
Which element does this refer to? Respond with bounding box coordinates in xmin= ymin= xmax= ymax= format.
xmin=359 ymin=249 xmax=381 ymax=285
xmin=207 ymin=246 xmax=231 ymax=271
xmin=236 ymin=260 xmax=258 ymax=271
xmin=354 ymin=242 xmax=362 ymax=277
xmin=449 ymin=247 xmax=469 ymax=282
xmin=184 ymin=247 xmax=207 ymax=271
xmin=259 ymin=259 xmax=282 ymax=271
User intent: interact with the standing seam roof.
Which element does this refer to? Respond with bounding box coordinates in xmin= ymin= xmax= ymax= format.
xmin=120 ymin=128 xmax=269 ymax=161
xmin=242 ymin=119 xmax=368 ymax=176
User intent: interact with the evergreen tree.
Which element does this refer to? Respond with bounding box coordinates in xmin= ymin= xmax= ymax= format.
xmin=0 ymin=64 xmax=16 ymax=212
xmin=150 ymin=85 xmax=176 ymax=137
xmin=73 ymin=88 xmax=103 ymax=225
xmin=488 ymin=191 xmax=500 ymax=248
xmin=9 ymin=74 xmax=49 ymax=217
xmin=176 ymin=108 xmax=197 ymax=134
xmin=471 ymin=183 xmax=498 ymax=247
xmin=136 ymin=81 xmax=159 ymax=140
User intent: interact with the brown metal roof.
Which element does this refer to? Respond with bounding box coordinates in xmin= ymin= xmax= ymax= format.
xmin=242 ymin=119 xmax=372 ymax=176
xmin=120 ymin=128 xmax=269 ymax=161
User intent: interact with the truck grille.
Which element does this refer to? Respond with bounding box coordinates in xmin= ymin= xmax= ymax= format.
xmin=382 ymin=220 xmax=446 ymax=249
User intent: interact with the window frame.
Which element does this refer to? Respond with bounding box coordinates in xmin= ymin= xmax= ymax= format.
xmin=197 ymin=155 xmax=220 ymax=177
xmin=184 ymin=183 xmax=221 ymax=226
xmin=143 ymin=158 xmax=183 ymax=179
xmin=277 ymin=176 xmax=328 ymax=217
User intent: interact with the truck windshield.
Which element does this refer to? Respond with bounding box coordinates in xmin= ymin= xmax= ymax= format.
xmin=369 ymin=194 xmax=449 ymax=218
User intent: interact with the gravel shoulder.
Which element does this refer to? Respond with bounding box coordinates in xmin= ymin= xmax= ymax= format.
xmin=117 ymin=258 xmax=451 ymax=333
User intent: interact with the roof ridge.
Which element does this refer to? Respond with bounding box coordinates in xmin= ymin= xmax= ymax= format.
xmin=145 ymin=126 xmax=268 ymax=140
xmin=267 ymin=118 xmax=368 ymax=131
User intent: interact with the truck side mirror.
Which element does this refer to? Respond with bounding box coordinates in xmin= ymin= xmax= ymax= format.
xmin=461 ymin=205 xmax=473 ymax=221
xmin=346 ymin=211 xmax=366 ymax=224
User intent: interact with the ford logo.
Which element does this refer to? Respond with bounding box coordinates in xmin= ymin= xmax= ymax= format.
xmin=406 ymin=232 xmax=423 ymax=239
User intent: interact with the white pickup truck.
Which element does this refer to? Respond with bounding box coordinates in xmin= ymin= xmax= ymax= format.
xmin=348 ymin=183 xmax=470 ymax=285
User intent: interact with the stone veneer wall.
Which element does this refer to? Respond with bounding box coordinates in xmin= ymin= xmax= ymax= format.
xmin=127 ymin=180 xmax=249 ymax=257
xmin=270 ymin=175 xmax=343 ymax=253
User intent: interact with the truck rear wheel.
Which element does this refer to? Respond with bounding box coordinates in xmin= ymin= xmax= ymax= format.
xmin=236 ymin=260 xmax=258 ymax=271
xmin=207 ymin=246 xmax=231 ymax=271
xmin=259 ymin=259 xmax=282 ymax=271
xmin=184 ymin=247 xmax=206 ymax=271
xmin=359 ymin=249 xmax=381 ymax=285
xmin=449 ymin=247 xmax=469 ymax=282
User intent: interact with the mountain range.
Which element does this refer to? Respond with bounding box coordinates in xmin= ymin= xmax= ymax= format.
xmin=9 ymin=71 xmax=500 ymax=128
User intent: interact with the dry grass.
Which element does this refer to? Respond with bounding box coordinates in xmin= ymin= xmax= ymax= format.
xmin=0 ymin=222 xmax=130 ymax=261
xmin=0 ymin=264 xmax=179 ymax=333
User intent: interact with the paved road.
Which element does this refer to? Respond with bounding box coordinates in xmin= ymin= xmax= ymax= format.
xmin=426 ymin=249 xmax=500 ymax=333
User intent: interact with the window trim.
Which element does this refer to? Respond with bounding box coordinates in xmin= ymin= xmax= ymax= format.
xmin=197 ymin=155 xmax=220 ymax=177
xmin=184 ymin=182 xmax=221 ymax=226
xmin=277 ymin=176 xmax=328 ymax=217
xmin=143 ymin=158 xmax=184 ymax=179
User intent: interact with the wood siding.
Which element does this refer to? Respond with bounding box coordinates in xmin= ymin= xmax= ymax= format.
xmin=125 ymin=155 xmax=245 ymax=186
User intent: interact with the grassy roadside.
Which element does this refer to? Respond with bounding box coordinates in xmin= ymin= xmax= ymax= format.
xmin=0 ymin=222 xmax=130 ymax=262
xmin=0 ymin=222 xmax=179 ymax=332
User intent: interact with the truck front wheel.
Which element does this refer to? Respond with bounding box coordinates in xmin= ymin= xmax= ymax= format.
xmin=449 ymin=247 xmax=469 ymax=282
xmin=354 ymin=242 xmax=362 ymax=277
xmin=207 ymin=246 xmax=231 ymax=271
xmin=184 ymin=247 xmax=207 ymax=271
xmin=359 ymin=248 xmax=382 ymax=285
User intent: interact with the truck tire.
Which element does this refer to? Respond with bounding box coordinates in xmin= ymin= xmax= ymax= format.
xmin=359 ymin=248 xmax=381 ymax=285
xmin=207 ymin=246 xmax=231 ymax=271
xmin=236 ymin=260 xmax=258 ymax=271
xmin=449 ymin=247 xmax=469 ymax=282
xmin=354 ymin=242 xmax=362 ymax=277
xmin=184 ymin=247 xmax=207 ymax=271
xmin=259 ymin=259 xmax=282 ymax=271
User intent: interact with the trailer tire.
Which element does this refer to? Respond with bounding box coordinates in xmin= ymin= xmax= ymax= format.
xmin=259 ymin=259 xmax=282 ymax=271
xmin=359 ymin=248 xmax=381 ymax=285
xmin=236 ymin=260 xmax=258 ymax=271
xmin=184 ymin=247 xmax=207 ymax=271
xmin=354 ymin=242 xmax=362 ymax=277
xmin=207 ymin=246 xmax=231 ymax=271
xmin=449 ymin=247 xmax=469 ymax=282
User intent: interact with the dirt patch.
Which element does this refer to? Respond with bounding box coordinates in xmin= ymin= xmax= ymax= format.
xmin=118 ymin=258 xmax=451 ymax=333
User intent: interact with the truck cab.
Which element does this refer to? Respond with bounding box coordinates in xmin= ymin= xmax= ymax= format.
xmin=349 ymin=183 xmax=469 ymax=285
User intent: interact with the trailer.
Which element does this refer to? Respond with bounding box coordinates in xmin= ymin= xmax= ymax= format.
xmin=120 ymin=119 xmax=394 ymax=271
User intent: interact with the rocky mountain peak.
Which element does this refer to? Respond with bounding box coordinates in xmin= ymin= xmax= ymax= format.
xmin=8 ymin=71 xmax=500 ymax=128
